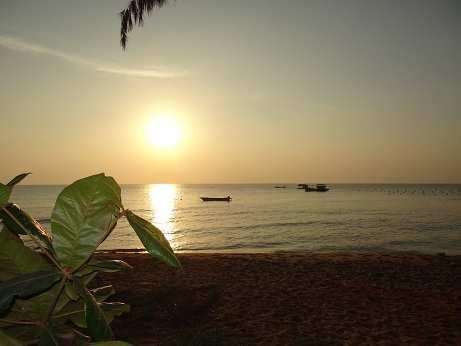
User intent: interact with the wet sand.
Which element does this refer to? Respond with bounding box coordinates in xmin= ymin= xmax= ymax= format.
xmin=94 ymin=251 xmax=461 ymax=345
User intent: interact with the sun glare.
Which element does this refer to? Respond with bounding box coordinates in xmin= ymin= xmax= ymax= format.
xmin=145 ymin=116 xmax=182 ymax=149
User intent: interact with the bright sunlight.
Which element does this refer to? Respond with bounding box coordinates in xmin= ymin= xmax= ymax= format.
xmin=145 ymin=116 xmax=182 ymax=149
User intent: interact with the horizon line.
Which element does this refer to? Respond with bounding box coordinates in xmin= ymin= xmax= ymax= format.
xmin=14 ymin=182 xmax=461 ymax=186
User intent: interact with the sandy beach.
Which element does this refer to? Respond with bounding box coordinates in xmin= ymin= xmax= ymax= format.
xmin=93 ymin=251 xmax=461 ymax=345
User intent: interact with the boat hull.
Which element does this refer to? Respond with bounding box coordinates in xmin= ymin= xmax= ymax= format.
xmin=200 ymin=197 xmax=232 ymax=202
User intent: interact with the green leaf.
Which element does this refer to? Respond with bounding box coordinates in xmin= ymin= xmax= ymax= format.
xmin=0 ymin=183 xmax=12 ymax=206
xmin=65 ymin=282 xmax=80 ymax=301
xmin=7 ymin=173 xmax=31 ymax=187
xmin=77 ymin=260 xmax=132 ymax=277
xmin=0 ymin=329 xmax=23 ymax=346
xmin=91 ymin=286 xmax=116 ymax=303
xmin=73 ymin=278 xmax=114 ymax=341
xmin=87 ymin=259 xmax=132 ymax=272
xmin=51 ymin=173 xmax=122 ymax=270
xmin=2 ymin=275 xmax=72 ymax=327
xmin=0 ymin=229 xmax=51 ymax=281
xmin=54 ymin=286 xmax=115 ymax=328
xmin=60 ymin=301 xmax=129 ymax=330
xmin=0 ymin=324 xmax=42 ymax=343
xmin=65 ymin=271 xmax=98 ymax=301
xmin=52 ymin=300 xmax=86 ymax=328
xmin=0 ymin=270 xmax=62 ymax=314
xmin=38 ymin=325 xmax=90 ymax=346
xmin=99 ymin=302 xmax=130 ymax=324
xmin=126 ymin=211 xmax=180 ymax=268
xmin=0 ymin=204 xmax=54 ymax=252
xmin=68 ymin=329 xmax=91 ymax=345
xmin=39 ymin=327 xmax=59 ymax=346
xmin=0 ymin=173 xmax=30 ymax=207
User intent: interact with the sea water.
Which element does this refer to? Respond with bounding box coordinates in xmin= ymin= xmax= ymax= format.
xmin=8 ymin=184 xmax=461 ymax=254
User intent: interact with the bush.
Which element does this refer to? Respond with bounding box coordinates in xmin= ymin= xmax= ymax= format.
xmin=0 ymin=173 xmax=180 ymax=345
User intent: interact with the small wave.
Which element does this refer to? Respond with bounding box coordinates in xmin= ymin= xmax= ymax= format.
xmin=220 ymin=221 xmax=318 ymax=231
xmin=177 ymin=240 xmax=291 ymax=252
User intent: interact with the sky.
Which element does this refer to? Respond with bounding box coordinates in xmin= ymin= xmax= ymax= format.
xmin=0 ymin=0 xmax=460 ymax=184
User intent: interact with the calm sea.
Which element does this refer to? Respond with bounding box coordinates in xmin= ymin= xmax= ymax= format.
xmin=8 ymin=184 xmax=461 ymax=255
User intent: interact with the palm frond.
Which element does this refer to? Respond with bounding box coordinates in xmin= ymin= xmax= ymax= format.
xmin=120 ymin=0 xmax=171 ymax=50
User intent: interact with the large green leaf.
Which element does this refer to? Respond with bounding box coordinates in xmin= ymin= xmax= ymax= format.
xmin=0 ymin=329 xmax=23 ymax=346
xmin=73 ymin=278 xmax=114 ymax=341
xmin=126 ymin=211 xmax=180 ymax=268
xmin=7 ymin=173 xmax=31 ymax=187
xmin=1 ymin=277 xmax=73 ymax=329
xmin=0 ymin=204 xmax=53 ymax=252
xmin=11 ymin=278 xmax=72 ymax=321
xmin=0 ymin=270 xmax=62 ymax=314
xmin=0 ymin=229 xmax=51 ymax=281
xmin=0 ymin=278 xmax=71 ymax=327
xmin=0 ymin=183 xmax=12 ymax=206
xmin=51 ymin=174 xmax=122 ymax=270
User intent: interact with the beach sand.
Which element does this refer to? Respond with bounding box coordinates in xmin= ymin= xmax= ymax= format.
xmin=93 ymin=251 xmax=461 ymax=345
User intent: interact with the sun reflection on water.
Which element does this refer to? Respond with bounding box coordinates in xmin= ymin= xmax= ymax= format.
xmin=148 ymin=184 xmax=178 ymax=248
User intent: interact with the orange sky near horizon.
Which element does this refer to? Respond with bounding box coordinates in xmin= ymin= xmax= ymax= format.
xmin=1 ymin=0 xmax=460 ymax=184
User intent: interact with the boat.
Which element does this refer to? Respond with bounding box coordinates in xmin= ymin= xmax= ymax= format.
xmin=200 ymin=196 xmax=232 ymax=202
xmin=274 ymin=185 xmax=286 ymax=188
xmin=297 ymin=184 xmax=308 ymax=189
xmin=304 ymin=184 xmax=330 ymax=192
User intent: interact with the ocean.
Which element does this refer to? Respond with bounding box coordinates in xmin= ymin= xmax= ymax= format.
xmin=8 ymin=184 xmax=461 ymax=255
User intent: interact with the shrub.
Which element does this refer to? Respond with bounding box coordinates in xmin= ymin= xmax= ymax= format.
xmin=0 ymin=173 xmax=180 ymax=345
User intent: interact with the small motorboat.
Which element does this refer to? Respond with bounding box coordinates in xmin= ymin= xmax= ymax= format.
xmin=297 ymin=184 xmax=308 ymax=189
xmin=200 ymin=196 xmax=232 ymax=202
xmin=305 ymin=184 xmax=330 ymax=192
xmin=274 ymin=185 xmax=286 ymax=188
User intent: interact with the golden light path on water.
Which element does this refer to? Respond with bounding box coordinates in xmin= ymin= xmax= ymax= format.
xmin=148 ymin=184 xmax=179 ymax=249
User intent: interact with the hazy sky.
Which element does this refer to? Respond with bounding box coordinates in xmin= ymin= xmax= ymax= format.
xmin=1 ymin=0 xmax=460 ymax=184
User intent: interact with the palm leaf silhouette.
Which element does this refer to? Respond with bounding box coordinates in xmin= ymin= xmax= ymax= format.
xmin=120 ymin=0 xmax=171 ymax=50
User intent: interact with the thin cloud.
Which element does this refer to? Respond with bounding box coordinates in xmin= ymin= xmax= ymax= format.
xmin=0 ymin=35 xmax=186 ymax=79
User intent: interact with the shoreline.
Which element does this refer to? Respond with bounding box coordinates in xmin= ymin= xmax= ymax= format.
xmin=94 ymin=251 xmax=461 ymax=345
xmin=96 ymin=248 xmax=461 ymax=256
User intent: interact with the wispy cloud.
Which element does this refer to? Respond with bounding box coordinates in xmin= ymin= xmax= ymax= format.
xmin=0 ymin=35 xmax=186 ymax=79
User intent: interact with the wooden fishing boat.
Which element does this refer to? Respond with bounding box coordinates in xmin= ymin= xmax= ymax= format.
xmin=305 ymin=184 xmax=330 ymax=192
xmin=200 ymin=196 xmax=232 ymax=202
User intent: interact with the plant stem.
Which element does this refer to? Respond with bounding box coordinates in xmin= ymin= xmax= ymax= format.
xmin=43 ymin=275 xmax=67 ymax=325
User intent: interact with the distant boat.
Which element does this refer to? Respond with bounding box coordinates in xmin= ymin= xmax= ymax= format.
xmin=305 ymin=184 xmax=330 ymax=192
xmin=297 ymin=184 xmax=308 ymax=189
xmin=274 ymin=185 xmax=286 ymax=188
xmin=200 ymin=196 xmax=232 ymax=202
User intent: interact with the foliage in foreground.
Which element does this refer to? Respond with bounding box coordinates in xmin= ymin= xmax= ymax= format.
xmin=0 ymin=173 xmax=180 ymax=345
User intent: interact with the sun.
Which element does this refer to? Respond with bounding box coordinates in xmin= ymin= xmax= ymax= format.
xmin=145 ymin=116 xmax=182 ymax=149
